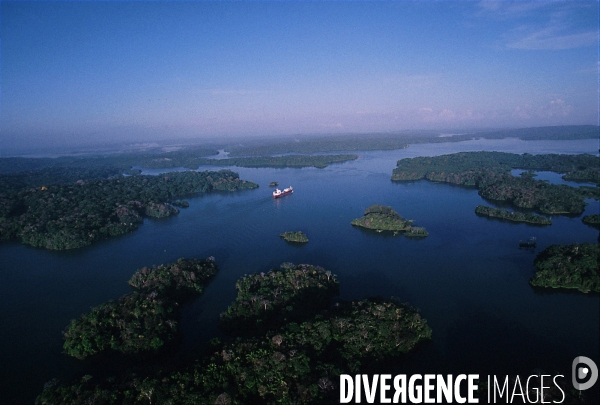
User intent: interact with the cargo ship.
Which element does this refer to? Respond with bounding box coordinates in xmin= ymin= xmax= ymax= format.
xmin=273 ymin=186 xmax=293 ymax=198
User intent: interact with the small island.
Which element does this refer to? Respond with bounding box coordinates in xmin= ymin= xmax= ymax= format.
xmin=279 ymin=231 xmax=309 ymax=243
xmin=351 ymin=204 xmax=428 ymax=237
xmin=268 ymin=181 xmax=278 ymax=187
xmin=475 ymin=205 xmax=552 ymax=225
xmin=582 ymin=214 xmax=600 ymax=229
xmin=530 ymin=243 xmax=599 ymax=293
xmin=220 ymin=262 xmax=338 ymax=334
xmin=404 ymin=226 xmax=430 ymax=237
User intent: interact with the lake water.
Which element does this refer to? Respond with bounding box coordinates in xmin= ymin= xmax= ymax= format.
xmin=1 ymin=138 xmax=598 ymax=403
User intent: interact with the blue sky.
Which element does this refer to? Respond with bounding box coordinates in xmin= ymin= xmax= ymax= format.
xmin=1 ymin=1 xmax=598 ymax=152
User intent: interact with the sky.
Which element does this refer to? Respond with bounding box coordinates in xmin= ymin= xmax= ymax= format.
xmin=1 ymin=0 xmax=598 ymax=153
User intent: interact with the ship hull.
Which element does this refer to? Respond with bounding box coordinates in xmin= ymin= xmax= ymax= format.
xmin=273 ymin=190 xmax=293 ymax=199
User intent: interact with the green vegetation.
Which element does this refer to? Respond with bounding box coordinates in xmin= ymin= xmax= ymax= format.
xmin=530 ymin=243 xmax=599 ymax=293
xmin=224 ymin=126 xmax=598 ymax=156
xmin=225 ymin=132 xmax=467 ymax=156
xmin=475 ymin=205 xmax=552 ymax=225
xmin=351 ymin=204 xmax=428 ymax=237
xmin=582 ymin=214 xmax=600 ymax=229
xmin=220 ymin=263 xmax=337 ymax=334
xmin=198 ymin=154 xmax=359 ymax=169
xmin=562 ymin=167 xmax=600 ymax=185
xmin=63 ymin=258 xmax=218 ymax=359
xmin=404 ymin=226 xmax=430 ymax=237
xmin=0 ymin=166 xmax=136 ymax=193
xmin=352 ymin=205 xmax=411 ymax=231
xmin=0 ymin=170 xmax=257 ymax=250
xmin=38 ymin=262 xmax=431 ymax=405
xmin=3 ymin=127 xmax=595 ymax=191
xmin=269 ymin=181 xmax=279 ymax=187
xmin=392 ymin=152 xmax=599 ymax=215
xmin=172 ymin=200 xmax=189 ymax=208
xmin=0 ymin=152 xmax=354 ymax=196
xmin=280 ymin=231 xmax=309 ymax=243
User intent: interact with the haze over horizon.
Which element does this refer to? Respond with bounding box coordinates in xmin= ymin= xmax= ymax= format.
xmin=1 ymin=0 xmax=598 ymax=155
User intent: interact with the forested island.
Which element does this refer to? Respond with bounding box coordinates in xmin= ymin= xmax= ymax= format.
xmin=0 ymin=170 xmax=257 ymax=250
xmin=582 ymin=214 xmax=600 ymax=229
xmin=37 ymin=261 xmax=432 ymax=404
xmin=530 ymin=243 xmax=599 ymax=293
xmin=220 ymin=263 xmax=338 ymax=334
xmin=279 ymin=231 xmax=309 ymax=243
xmin=392 ymin=152 xmax=599 ymax=215
xmin=63 ymin=258 xmax=218 ymax=359
xmin=475 ymin=205 xmax=552 ymax=225
xmin=351 ymin=204 xmax=429 ymax=237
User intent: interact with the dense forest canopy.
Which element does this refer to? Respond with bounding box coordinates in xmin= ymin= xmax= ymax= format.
xmin=392 ymin=152 xmax=599 ymax=215
xmin=38 ymin=261 xmax=432 ymax=405
xmin=530 ymin=243 xmax=599 ymax=293
xmin=0 ymin=170 xmax=258 ymax=250
xmin=0 ymin=155 xmax=357 ymax=192
xmin=351 ymin=204 xmax=429 ymax=237
xmin=63 ymin=258 xmax=219 ymax=359
xmin=475 ymin=205 xmax=552 ymax=225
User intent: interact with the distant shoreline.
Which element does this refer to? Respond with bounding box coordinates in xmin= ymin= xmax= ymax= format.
xmin=3 ymin=125 xmax=597 ymax=159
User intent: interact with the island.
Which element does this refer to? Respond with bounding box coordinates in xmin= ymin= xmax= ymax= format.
xmin=220 ymin=263 xmax=338 ymax=334
xmin=391 ymin=152 xmax=599 ymax=215
xmin=351 ymin=204 xmax=428 ymax=237
xmin=582 ymin=214 xmax=600 ymax=229
xmin=0 ymin=170 xmax=257 ymax=250
xmin=62 ymin=257 xmax=218 ymax=359
xmin=530 ymin=243 xmax=599 ymax=293
xmin=475 ymin=205 xmax=552 ymax=225
xmin=38 ymin=261 xmax=432 ymax=405
xmin=279 ymin=231 xmax=309 ymax=243
xmin=268 ymin=181 xmax=278 ymax=187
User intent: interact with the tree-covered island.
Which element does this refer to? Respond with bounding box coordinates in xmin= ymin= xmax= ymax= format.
xmin=475 ymin=205 xmax=552 ymax=225
xmin=0 ymin=170 xmax=257 ymax=250
xmin=351 ymin=204 xmax=429 ymax=237
xmin=220 ymin=263 xmax=338 ymax=335
xmin=63 ymin=258 xmax=218 ymax=359
xmin=530 ymin=243 xmax=599 ymax=293
xmin=582 ymin=214 xmax=600 ymax=229
xmin=38 ymin=262 xmax=432 ymax=405
xmin=279 ymin=231 xmax=309 ymax=243
xmin=392 ymin=152 xmax=599 ymax=215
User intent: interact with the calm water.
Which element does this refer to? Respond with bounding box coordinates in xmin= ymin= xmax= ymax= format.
xmin=1 ymin=138 xmax=598 ymax=403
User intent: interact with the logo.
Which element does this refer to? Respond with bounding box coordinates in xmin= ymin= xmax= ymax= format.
xmin=572 ymin=356 xmax=598 ymax=391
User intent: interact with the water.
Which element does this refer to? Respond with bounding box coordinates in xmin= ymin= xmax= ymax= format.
xmin=1 ymin=138 xmax=598 ymax=403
